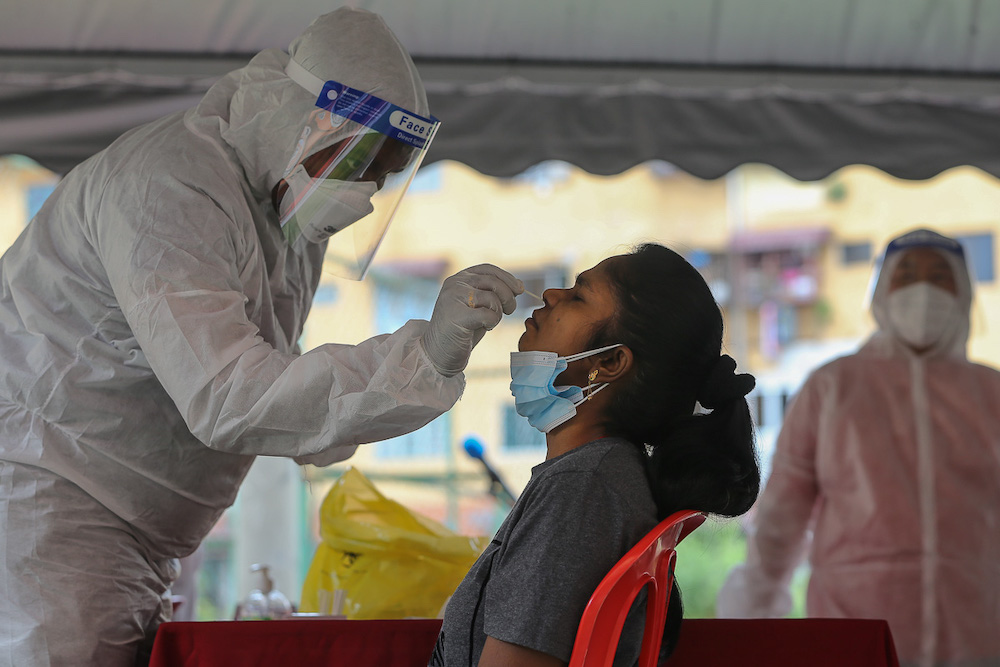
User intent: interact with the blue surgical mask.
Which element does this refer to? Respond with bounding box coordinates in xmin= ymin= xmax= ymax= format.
xmin=509 ymin=344 xmax=622 ymax=433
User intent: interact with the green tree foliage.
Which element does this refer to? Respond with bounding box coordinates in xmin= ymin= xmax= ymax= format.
xmin=673 ymin=519 xmax=808 ymax=618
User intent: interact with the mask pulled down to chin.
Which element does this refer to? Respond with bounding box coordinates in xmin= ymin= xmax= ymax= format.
xmin=509 ymin=344 xmax=622 ymax=433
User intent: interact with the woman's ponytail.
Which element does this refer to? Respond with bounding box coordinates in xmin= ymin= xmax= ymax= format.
xmin=644 ymin=358 xmax=759 ymax=519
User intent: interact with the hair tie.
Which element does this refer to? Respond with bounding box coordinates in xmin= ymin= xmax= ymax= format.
xmin=698 ymin=354 xmax=755 ymax=409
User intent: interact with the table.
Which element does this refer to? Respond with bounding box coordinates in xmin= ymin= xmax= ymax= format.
xmin=149 ymin=618 xmax=442 ymax=667
xmin=150 ymin=617 xmax=899 ymax=666
xmin=669 ymin=618 xmax=900 ymax=667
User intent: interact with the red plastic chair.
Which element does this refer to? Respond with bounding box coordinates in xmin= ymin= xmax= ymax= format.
xmin=568 ymin=509 xmax=706 ymax=667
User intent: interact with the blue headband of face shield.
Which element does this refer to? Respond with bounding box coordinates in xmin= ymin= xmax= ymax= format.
xmin=883 ymin=229 xmax=965 ymax=260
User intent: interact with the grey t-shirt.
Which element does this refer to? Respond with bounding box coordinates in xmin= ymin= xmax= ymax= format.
xmin=428 ymin=437 xmax=659 ymax=666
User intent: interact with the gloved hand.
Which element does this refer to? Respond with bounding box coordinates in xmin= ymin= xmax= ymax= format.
xmin=421 ymin=264 xmax=522 ymax=376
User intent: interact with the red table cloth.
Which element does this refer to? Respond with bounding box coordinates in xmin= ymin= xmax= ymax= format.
xmin=150 ymin=616 xmax=899 ymax=666
xmin=669 ymin=618 xmax=900 ymax=667
xmin=149 ymin=618 xmax=442 ymax=667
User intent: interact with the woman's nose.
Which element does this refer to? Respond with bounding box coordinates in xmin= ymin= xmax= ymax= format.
xmin=542 ymin=288 xmax=564 ymax=305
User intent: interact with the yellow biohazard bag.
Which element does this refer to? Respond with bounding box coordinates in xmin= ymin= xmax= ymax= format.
xmin=300 ymin=467 xmax=488 ymax=619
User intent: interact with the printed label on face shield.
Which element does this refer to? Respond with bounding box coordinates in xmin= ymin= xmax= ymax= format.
xmin=388 ymin=111 xmax=433 ymax=140
xmin=317 ymin=81 xmax=439 ymax=150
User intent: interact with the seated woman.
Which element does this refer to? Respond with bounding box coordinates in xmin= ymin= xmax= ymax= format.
xmin=428 ymin=242 xmax=760 ymax=667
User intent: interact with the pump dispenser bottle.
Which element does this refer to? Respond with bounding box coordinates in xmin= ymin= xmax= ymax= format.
xmin=236 ymin=563 xmax=293 ymax=620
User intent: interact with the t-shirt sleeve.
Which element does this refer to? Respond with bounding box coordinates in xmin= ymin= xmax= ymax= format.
xmin=482 ymin=469 xmax=639 ymax=662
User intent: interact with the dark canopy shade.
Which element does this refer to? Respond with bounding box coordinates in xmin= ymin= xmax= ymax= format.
xmin=421 ymin=62 xmax=1000 ymax=181
xmin=2 ymin=0 xmax=1000 ymax=180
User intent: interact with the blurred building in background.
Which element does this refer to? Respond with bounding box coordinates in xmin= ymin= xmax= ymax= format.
xmin=2 ymin=154 xmax=997 ymax=619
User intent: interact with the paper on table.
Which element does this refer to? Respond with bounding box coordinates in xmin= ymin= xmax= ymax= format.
xmin=317 ymin=588 xmax=347 ymax=616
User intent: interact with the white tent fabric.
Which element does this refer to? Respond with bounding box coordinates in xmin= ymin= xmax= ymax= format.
xmin=2 ymin=0 xmax=1000 ymax=179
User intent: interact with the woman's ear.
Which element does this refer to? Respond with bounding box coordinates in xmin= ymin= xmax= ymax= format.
xmin=594 ymin=345 xmax=633 ymax=384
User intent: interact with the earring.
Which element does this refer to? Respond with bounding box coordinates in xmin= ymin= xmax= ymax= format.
xmin=586 ymin=369 xmax=599 ymax=400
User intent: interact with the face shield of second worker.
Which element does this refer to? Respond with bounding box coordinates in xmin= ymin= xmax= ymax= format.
xmin=865 ymin=228 xmax=975 ymax=358
xmin=274 ymin=60 xmax=440 ymax=279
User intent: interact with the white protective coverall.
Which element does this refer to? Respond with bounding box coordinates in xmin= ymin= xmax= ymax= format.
xmin=0 ymin=9 xmax=503 ymax=667
xmin=717 ymin=230 xmax=1000 ymax=667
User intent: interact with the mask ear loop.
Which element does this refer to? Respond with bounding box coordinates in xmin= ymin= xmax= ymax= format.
xmin=563 ymin=343 xmax=621 ymax=364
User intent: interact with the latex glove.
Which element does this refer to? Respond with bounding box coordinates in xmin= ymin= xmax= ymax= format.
xmin=715 ymin=564 xmax=793 ymax=618
xmin=421 ymin=264 xmax=522 ymax=376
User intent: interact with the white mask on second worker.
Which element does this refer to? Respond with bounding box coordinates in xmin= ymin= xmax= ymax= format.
xmin=886 ymin=282 xmax=959 ymax=350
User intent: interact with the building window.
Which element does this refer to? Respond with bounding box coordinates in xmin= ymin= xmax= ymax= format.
xmin=312 ymin=284 xmax=338 ymax=306
xmin=956 ymin=233 xmax=995 ymax=283
xmin=840 ymin=241 xmax=872 ymax=265
xmin=513 ymin=265 xmax=568 ymax=317
xmin=374 ymin=413 xmax=450 ymax=459
xmin=510 ymin=161 xmax=573 ymax=194
xmin=370 ymin=270 xmax=447 ymax=459
xmin=502 ymin=404 xmax=545 ymax=452
xmin=26 ymin=183 xmax=56 ymax=224
xmin=407 ymin=162 xmax=443 ymax=194
xmin=372 ymin=272 xmax=439 ymax=332
xmin=750 ymin=393 xmax=765 ymax=428
xmin=685 ymin=250 xmax=731 ymax=306
xmin=780 ymin=391 xmax=793 ymax=417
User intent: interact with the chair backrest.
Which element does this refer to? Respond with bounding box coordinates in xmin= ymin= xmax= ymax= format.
xmin=568 ymin=509 xmax=706 ymax=667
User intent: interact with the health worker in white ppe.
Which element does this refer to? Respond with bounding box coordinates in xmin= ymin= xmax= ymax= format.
xmin=0 ymin=8 xmax=522 ymax=667
xmin=717 ymin=229 xmax=1000 ymax=667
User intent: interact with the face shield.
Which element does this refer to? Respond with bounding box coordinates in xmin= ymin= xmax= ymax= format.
xmin=277 ymin=59 xmax=440 ymax=279
xmin=864 ymin=229 xmax=972 ymax=312
xmin=864 ymin=228 xmax=978 ymax=356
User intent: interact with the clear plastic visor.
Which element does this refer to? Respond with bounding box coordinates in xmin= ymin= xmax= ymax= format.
xmin=276 ymin=69 xmax=439 ymax=280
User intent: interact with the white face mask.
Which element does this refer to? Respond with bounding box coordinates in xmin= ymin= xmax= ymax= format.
xmin=278 ymin=164 xmax=377 ymax=247
xmin=886 ymin=282 xmax=959 ymax=351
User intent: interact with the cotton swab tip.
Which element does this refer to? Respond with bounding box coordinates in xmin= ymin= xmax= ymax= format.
xmin=522 ymin=289 xmax=543 ymax=303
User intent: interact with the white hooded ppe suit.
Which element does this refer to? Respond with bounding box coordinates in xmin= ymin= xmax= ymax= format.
xmin=717 ymin=230 xmax=1000 ymax=667
xmin=0 ymin=9 xmax=468 ymax=666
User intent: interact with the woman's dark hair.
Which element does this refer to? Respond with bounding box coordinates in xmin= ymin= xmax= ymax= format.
xmin=588 ymin=243 xmax=760 ymax=658
xmin=590 ymin=242 xmax=759 ymax=517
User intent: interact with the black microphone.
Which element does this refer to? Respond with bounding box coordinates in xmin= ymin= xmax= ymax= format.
xmin=463 ymin=437 xmax=516 ymax=508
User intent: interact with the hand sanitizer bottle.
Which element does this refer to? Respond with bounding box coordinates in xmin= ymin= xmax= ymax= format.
xmin=237 ymin=563 xmax=293 ymax=620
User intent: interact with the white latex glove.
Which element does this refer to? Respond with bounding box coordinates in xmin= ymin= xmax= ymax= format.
xmin=715 ymin=564 xmax=793 ymax=618
xmin=421 ymin=264 xmax=522 ymax=376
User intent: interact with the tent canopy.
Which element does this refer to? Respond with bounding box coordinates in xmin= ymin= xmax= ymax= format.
xmin=2 ymin=0 xmax=1000 ymax=179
